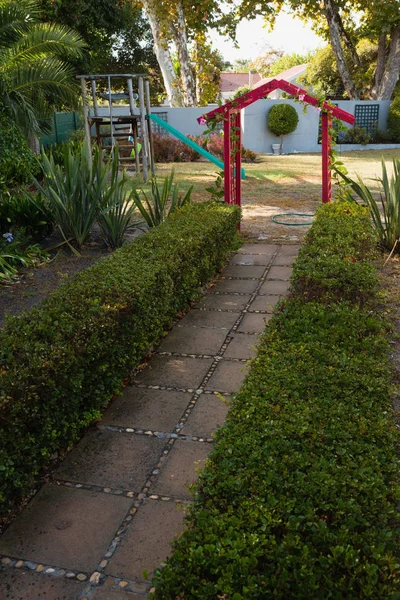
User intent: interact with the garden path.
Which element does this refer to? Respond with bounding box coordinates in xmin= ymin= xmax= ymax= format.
xmin=0 ymin=243 xmax=299 ymax=600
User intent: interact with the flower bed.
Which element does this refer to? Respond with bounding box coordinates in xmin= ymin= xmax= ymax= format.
xmin=0 ymin=202 xmax=240 ymax=514
xmin=151 ymin=201 xmax=400 ymax=599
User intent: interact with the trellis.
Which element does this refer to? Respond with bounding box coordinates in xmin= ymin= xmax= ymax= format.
xmin=198 ymin=79 xmax=355 ymax=207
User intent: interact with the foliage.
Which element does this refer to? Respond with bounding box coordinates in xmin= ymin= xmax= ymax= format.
xmin=206 ymin=133 xmax=224 ymax=160
xmin=342 ymin=125 xmax=371 ymax=145
xmin=151 ymin=201 xmax=400 ymax=599
xmin=334 ymin=158 xmax=400 ymax=253
xmin=0 ymin=201 xmax=240 ymax=513
xmin=241 ymin=147 xmax=257 ymax=163
xmin=0 ymin=109 xmax=40 ymax=191
xmin=0 ymin=0 xmax=85 ymax=138
xmin=97 ymin=180 xmax=141 ymax=250
xmin=0 ymin=230 xmax=48 ymax=282
xmin=267 ymin=103 xmax=299 ymax=153
xmin=35 ymin=142 xmax=132 ymax=249
xmin=205 ymin=171 xmax=224 ymax=201
xmin=387 ymin=95 xmax=400 ymax=142
xmin=0 ymin=190 xmax=53 ymax=241
xmin=268 ymin=51 xmax=313 ymax=76
xmin=132 ymin=171 xmax=193 ymax=228
xmin=192 ymin=34 xmax=223 ymax=105
xmin=231 ymin=85 xmax=252 ymax=100
xmin=152 ymin=134 xmax=200 ymax=163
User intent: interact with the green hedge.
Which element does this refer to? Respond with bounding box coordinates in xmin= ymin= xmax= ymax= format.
xmin=151 ymin=201 xmax=400 ymax=599
xmin=0 ymin=202 xmax=240 ymax=513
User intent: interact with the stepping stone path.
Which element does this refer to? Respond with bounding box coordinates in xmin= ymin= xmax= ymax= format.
xmin=0 ymin=243 xmax=299 ymax=599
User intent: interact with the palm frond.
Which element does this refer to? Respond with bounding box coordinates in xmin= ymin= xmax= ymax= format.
xmin=0 ymin=0 xmax=40 ymax=46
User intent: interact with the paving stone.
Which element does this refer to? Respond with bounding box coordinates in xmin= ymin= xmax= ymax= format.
xmin=158 ymin=326 xmax=227 ymax=355
xmin=279 ymin=244 xmax=301 ymax=255
xmin=224 ymin=333 xmax=260 ymax=359
xmin=55 ymin=430 xmax=165 ymax=490
xmin=273 ymin=254 xmax=297 ymax=266
xmin=132 ymin=356 xmax=213 ymax=389
xmin=101 ymin=388 xmax=191 ymax=431
xmin=152 ymin=441 xmax=211 ymax=499
xmin=210 ymin=279 xmax=258 ymax=294
xmin=106 ymin=499 xmax=185 ymax=581
xmin=194 ymin=293 xmax=251 ymax=312
xmin=238 ymin=244 xmax=278 ymax=255
xmin=258 ymin=280 xmax=291 ymax=295
xmin=93 ymin=589 xmax=146 ymax=600
xmin=181 ymin=395 xmax=229 ymax=437
xmin=230 ymin=254 xmax=273 ymax=267
xmin=267 ymin=266 xmax=292 ymax=281
xmin=205 ymin=361 xmax=250 ymax=393
xmin=177 ymin=310 xmax=237 ymax=330
xmin=0 ymin=567 xmax=85 ymax=600
xmin=0 ymin=485 xmax=132 ymax=572
xmin=248 ymin=295 xmax=281 ymax=313
xmin=221 ymin=265 xmax=265 ymax=278
xmin=237 ymin=314 xmax=272 ymax=334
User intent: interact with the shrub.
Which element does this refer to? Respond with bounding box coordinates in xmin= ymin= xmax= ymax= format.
xmin=206 ymin=133 xmax=224 ymax=160
xmin=0 ymin=201 xmax=240 ymax=513
xmin=267 ymin=103 xmax=299 ymax=154
xmin=152 ymin=134 xmax=200 ymax=162
xmin=0 ymin=190 xmax=53 ymax=241
xmin=387 ymin=95 xmax=400 ymax=142
xmin=151 ymin=201 xmax=400 ymax=599
xmin=0 ymin=109 xmax=39 ymax=192
xmin=342 ymin=125 xmax=371 ymax=145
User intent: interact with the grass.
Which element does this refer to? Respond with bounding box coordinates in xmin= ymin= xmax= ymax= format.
xmin=148 ymin=149 xmax=400 ymax=240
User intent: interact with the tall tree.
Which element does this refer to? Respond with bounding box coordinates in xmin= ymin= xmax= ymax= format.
xmin=0 ymin=0 xmax=85 ymax=137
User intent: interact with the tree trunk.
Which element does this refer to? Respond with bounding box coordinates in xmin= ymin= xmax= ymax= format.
xmin=323 ymin=0 xmax=359 ymax=99
xmin=142 ymin=0 xmax=183 ymax=107
xmin=371 ymin=33 xmax=387 ymax=98
xmin=375 ymin=27 xmax=400 ymax=100
xmin=172 ymin=1 xmax=196 ymax=106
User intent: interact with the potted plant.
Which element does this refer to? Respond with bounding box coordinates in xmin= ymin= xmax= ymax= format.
xmin=268 ymin=104 xmax=299 ymax=154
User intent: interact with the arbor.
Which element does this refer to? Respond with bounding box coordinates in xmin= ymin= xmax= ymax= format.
xmin=0 ymin=0 xmax=85 ymax=137
xmin=232 ymin=0 xmax=400 ymax=100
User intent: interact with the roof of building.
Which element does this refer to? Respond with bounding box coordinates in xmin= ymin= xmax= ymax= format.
xmin=219 ymin=72 xmax=262 ymax=93
xmin=252 ymin=64 xmax=308 ymax=90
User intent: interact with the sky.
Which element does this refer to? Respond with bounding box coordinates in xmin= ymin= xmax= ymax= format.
xmin=209 ymin=12 xmax=325 ymax=64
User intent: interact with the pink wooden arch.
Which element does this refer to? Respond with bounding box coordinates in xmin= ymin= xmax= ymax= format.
xmin=198 ymin=79 xmax=355 ymax=207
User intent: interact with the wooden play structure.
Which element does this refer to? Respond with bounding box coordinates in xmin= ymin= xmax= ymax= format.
xmin=78 ymin=74 xmax=155 ymax=181
xmin=199 ymin=79 xmax=356 ymax=206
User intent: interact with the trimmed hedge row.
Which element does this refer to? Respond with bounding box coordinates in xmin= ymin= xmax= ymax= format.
xmin=151 ymin=201 xmax=400 ymax=599
xmin=0 ymin=202 xmax=240 ymax=513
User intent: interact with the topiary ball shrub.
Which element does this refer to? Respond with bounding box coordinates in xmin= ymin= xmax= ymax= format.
xmin=267 ymin=103 xmax=299 ymax=154
xmin=388 ymin=95 xmax=400 ymax=142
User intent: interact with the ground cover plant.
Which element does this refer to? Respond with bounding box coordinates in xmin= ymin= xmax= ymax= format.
xmin=151 ymin=201 xmax=400 ymax=599
xmin=0 ymin=201 xmax=240 ymax=515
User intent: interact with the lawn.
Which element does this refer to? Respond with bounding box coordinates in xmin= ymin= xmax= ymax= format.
xmin=153 ymin=149 xmax=400 ymax=240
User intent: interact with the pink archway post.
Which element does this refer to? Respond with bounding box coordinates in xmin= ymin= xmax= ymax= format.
xmin=198 ymin=79 xmax=355 ymax=209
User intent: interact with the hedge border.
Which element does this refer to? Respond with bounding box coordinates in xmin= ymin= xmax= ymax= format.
xmin=0 ymin=202 xmax=240 ymax=513
xmin=151 ymin=201 xmax=400 ymax=599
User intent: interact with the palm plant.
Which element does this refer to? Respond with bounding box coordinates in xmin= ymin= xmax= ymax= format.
xmin=335 ymin=158 xmax=400 ymax=252
xmin=0 ymin=0 xmax=85 ymax=137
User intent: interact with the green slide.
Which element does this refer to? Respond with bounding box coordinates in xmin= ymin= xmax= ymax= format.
xmin=147 ymin=113 xmax=245 ymax=179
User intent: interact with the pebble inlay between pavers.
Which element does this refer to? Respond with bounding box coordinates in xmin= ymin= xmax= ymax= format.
xmin=0 ymin=244 xmax=297 ymax=600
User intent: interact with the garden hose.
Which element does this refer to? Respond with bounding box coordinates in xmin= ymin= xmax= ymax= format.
xmin=272 ymin=213 xmax=315 ymax=226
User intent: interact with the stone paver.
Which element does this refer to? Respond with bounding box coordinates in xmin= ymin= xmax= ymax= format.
xmin=177 ymin=309 xmax=237 ymax=330
xmin=132 ymin=355 xmax=213 ymax=389
xmin=258 ymin=280 xmax=291 ymax=295
xmin=194 ymin=293 xmax=251 ymax=312
xmin=152 ymin=441 xmax=211 ymax=499
xmin=237 ymin=313 xmax=272 ymax=334
xmin=0 ymin=568 xmax=85 ymax=600
xmin=224 ymin=333 xmax=260 ymax=359
xmin=205 ymin=361 xmax=250 ymax=393
xmin=0 ymin=485 xmax=132 ymax=572
xmin=238 ymin=244 xmax=278 ymax=255
xmin=221 ymin=265 xmax=265 ymax=278
xmin=248 ymin=295 xmax=281 ymax=312
xmin=231 ymin=254 xmax=273 ymax=267
xmin=273 ymin=254 xmax=297 ymax=266
xmin=56 ymin=430 xmax=165 ymax=491
xmin=267 ymin=266 xmax=292 ymax=281
xmin=279 ymin=245 xmax=301 ymax=255
xmin=158 ymin=326 xmax=227 ymax=355
xmin=106 ymin=499 xmax=185 ymax=582
xmin=101 ymin=388 xmax=191 ymax=432
xmin=181 ymin=395 xmax=229 ymax=437
xmin=93 ymin=589 xmax=146 ymax=600
xmin=210 ymin=279 xmax=258 ymax=294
